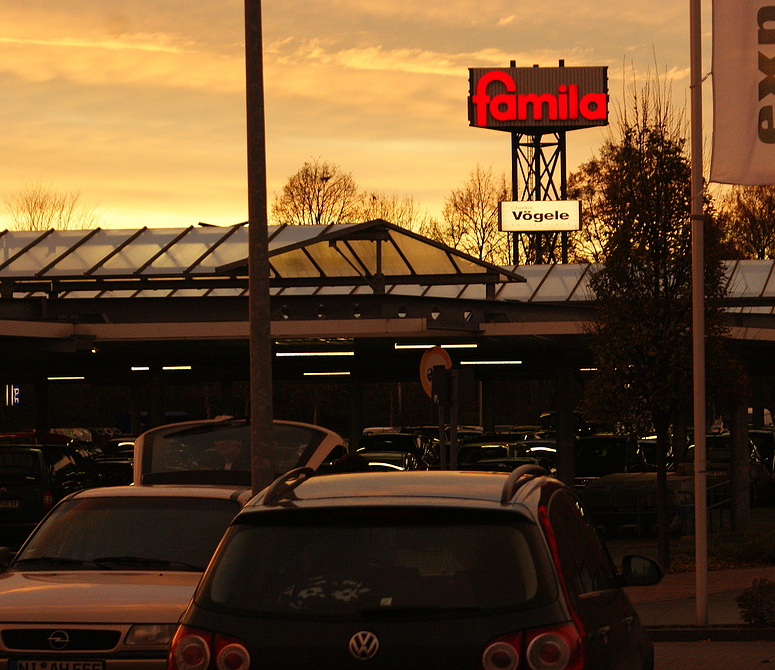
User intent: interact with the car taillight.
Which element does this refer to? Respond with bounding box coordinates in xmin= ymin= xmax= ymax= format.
xmin=42 ymin=491 xmax=53 ymax=509
xmin=525 ymin=623 xmax=583 ymax=670
xmin=483 ymin=623 xmax=582 ymax=670
xmin=168 ymin=626 xmax=211 ymax=670
xmin=168 ymin=625 xmax=250 ymax=670
xmin=214 ymin=637 xmax=250 ymax=670
xmin=482 ymin=637 xmax=521 ymax=670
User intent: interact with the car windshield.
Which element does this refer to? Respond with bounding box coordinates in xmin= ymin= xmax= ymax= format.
xmin=199 ymin=507 xmax=553 ymax=618
xmin=11 ymin=496 xmax=241 ymax=572
xmin=139 ymin=421 xmax=338 ymax=485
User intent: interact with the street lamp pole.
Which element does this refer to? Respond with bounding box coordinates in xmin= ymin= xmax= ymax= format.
xmin=245 ymin=0 xmax=275 ymax=495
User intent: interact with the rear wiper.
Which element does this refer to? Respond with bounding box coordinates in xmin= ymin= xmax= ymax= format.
xmin=12 ymin=556 xmax=99 ymax=570
xmin=93 ymin=556 xmax=203 ymax=571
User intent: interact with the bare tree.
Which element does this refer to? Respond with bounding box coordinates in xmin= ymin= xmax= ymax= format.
xmin=356 ymin=191 xmax=431 ymax=231
xmin=718 ymin=185 xmax=775 ymax=259
xmin=271 ymin=158 xmax=362 ymax=226
xmin=422 ymin=166 xmax=510 ymax=264
xmin=3 ymin=181 xmax=100 ymax=230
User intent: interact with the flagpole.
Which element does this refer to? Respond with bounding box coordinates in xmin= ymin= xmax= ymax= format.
xmin=690 ymin=0 xmax=708 ymax=627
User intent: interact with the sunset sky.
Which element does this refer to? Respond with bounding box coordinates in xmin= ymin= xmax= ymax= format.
xmin=0 ymin=0 xmax=712 ymax=229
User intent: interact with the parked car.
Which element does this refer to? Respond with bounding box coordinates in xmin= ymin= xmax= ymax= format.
xmin=0 ymin=444 xmax=102 ymax=545
xmin=133 ymin=417 xmax=346 ymax=486
xmin=355 ymin=432 xmax=428 ymax=466
xmin=358 ymin=450 xmax=428 ymax=471
xmin=0 ymin=484 xmax=252 ymax=669
xmin=676 ymin=433 xmax=775 ymax=505
xmin=168 ymin=466 xmax=661 ymax=670
xmin=91 ymin=436 xmax=136 ymax=487
xmin=574 ymin=434 xmax=651 ymax=487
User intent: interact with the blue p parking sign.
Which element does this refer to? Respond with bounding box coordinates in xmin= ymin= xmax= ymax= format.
xmin=5 ymin=385 xmax=20 ymax=407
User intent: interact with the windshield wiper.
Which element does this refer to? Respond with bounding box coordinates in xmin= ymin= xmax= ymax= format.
xmin=92 ymin=556 xmax=203 ymax=571
xmin=12 ymin=556 xmax=100 ymax=570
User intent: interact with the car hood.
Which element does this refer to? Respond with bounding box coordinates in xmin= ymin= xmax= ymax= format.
xmin=0 ymin=571 xmax=201 ymax=622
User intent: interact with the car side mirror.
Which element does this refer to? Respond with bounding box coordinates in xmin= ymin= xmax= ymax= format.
xmin=620 ymin=554 xmax=662 ymax=586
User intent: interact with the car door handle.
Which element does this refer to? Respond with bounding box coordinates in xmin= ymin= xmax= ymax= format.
xmin=592 ymin=626 xmax=610 ymax=642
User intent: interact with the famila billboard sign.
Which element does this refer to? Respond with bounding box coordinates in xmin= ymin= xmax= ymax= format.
xmin=468 ymin=66 xmax=609 ymax=132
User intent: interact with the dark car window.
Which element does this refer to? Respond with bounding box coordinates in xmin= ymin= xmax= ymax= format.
xmin=12 ymin=496 xmax=242 ymax=572
xmin=0 ymin=451 xmax=42 ymax=485
xmin=199 ymin=507 xmax=555 ymax=617
xmin=547 ymin=489 xmax=617 ymax=598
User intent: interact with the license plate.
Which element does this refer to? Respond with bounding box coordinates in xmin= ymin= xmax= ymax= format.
xmin=10 ymin=661 xmax=104 ymax=670
xmin=0 ymin=500 xmax=19 ymax=508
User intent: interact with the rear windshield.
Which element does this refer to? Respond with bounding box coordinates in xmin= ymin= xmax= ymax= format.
xmin=0 ymin=451 xmax=41 ymax=485
xmin=199 ymin=507 xmax=554 ymax=618
xmin=13 ymin=496 xmax=241 ymax=572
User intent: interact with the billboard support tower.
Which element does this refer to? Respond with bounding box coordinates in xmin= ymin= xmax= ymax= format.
xmin=510 ymin=128 xmax=568 ymax=264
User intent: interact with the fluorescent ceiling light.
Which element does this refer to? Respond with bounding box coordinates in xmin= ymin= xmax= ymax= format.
xmin=579 ymin=367 xmax=598 ymax=372
xmin=47 ymin=376 xmax=85 ymax=381
xmin=394 ymin=343 xmax=478 ymax=350
xmin=303 ymin=371 xmax=351 ymax=376
xmin=460 ymin=360 xmax=522 ymax=365
xmin=276 ymin=351 xmax=355 ymax=357
xmin=162 ymin=365 xmax=192 ymax=371
xmin=131 ymin=366 xmax=150 ymax=371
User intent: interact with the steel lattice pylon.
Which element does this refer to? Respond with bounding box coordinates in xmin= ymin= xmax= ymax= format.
xmin=510 ymin=131 xmax=568 ymax=265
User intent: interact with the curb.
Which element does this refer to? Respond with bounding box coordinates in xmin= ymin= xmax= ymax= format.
xmin=647 ymin=625 xmax=775 ymax=642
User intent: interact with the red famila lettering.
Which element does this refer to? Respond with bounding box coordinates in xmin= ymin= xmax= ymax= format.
xmin=470 ymin=71 xmax=607 ymax=126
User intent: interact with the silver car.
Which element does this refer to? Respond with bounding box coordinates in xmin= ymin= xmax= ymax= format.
xmin=0 ymin=485 xmax=252 ymax=670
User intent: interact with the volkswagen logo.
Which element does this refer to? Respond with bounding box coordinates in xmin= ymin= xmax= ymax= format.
xmin=348 ymin=630 xmax=379 ymax=661
xmin=48 ymin=630 xmax=70 ymax=650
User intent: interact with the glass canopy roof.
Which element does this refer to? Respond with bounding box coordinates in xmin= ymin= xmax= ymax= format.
xmin=0 ymin=222 xmax=773 ymax=309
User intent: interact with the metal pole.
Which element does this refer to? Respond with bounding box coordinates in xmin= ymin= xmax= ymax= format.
xmin=245 ymin=0 xmax=275 ymax=495
xmin=689 ymin=0 xmax=708 ymax=626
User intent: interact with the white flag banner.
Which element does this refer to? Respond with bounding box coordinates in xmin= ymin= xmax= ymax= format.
xmin=711 ymin=0 xmax=775 ymax=184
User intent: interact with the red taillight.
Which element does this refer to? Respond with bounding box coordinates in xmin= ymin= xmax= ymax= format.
xmin=167 ymin=625 xmax=250 ymax=670
xmin=525 ymin=623 xmax=583 ymax=670
xmin=214 ymin=637 xmax=250 ymax=670
xmin=483 ymin=623 xmax=582 ymax=670
xmin=168 ymin=626 xmax=212 ymax=670
xmin=42 ymin=491 xmax=53 ymax=510
xmin=482 ymin=636 xmax=521 ymax=670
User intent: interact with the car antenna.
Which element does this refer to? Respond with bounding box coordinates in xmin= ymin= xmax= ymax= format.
xmin=500 ymin=464 xmax=548 ymax=505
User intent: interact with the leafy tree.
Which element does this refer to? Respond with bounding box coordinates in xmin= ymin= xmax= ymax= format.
xmin=566 ymin=159 xmax=615 ymax=263
xmin=421 ymin=165 xmax=510 ymax=264
xmin=718 ymin=185 xmax=775 ymax=259
xmin=3 ymin=181 xmax=100 ymax=230
xmin=271 ymin=158 xmax=361 ymax=226
xmin=579 ymin=76 xmax=736 ymax=567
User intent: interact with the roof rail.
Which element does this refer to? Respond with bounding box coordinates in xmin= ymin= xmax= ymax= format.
xmin=500 ymin=464 xmax=548 ymax=505
xmin=262 ymin=467 xmax=315 ymax=506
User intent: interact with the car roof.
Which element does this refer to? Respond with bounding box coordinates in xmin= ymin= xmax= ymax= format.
xmin=243 ymin=469 xmax=555 ymax=513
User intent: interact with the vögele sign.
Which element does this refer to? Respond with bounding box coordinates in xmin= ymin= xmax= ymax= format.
xmin=499 ymin=201 xmax=581 ymax=232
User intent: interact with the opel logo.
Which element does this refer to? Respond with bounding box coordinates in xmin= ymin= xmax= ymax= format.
xmin=48 ymin=630 xmax=70 ymax=650
xmin=348 ymin=630 xmax=379 ymax=661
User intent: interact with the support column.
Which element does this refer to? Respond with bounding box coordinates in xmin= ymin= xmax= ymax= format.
xmin=554 ymin=365 xmax=576 ymax=487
